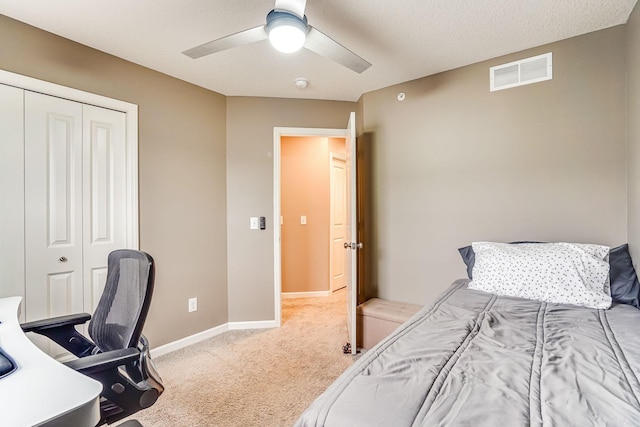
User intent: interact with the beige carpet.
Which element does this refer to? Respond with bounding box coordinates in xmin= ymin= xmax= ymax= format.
xmin=125 ymin=289 xmax=355 ymax=427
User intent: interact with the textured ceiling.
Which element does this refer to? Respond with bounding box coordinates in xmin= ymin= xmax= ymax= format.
xmin=0 ymin=0 xmax=637 ymax=101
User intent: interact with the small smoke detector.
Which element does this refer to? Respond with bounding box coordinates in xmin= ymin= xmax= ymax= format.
xmin=295 ymin=78 xmax=309 ymax=89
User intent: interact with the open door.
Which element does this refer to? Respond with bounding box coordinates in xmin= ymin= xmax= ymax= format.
xmin=344 ymin=112 xmax=360 ymax=355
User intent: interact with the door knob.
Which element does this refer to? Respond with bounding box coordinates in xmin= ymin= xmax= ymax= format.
xmin=343 ymin=242 xmax=363 ymax=250
xmin=59 ymin=256 xmax=68 ymax=262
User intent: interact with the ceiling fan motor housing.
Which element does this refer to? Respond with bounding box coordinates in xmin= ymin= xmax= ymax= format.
xmin=266 ymin=10 xmax=309 ymax=32
xmin=266 ymin=10 xmax=309 ymax=53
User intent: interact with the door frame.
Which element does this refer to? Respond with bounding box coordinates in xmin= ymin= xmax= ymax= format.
xmin=0 ymin=70 xmax=139 ymax=251
xmin=273 ymin=127 xmax=347 ymax=327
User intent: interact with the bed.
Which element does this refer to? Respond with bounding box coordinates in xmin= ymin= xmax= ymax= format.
xmin=296 ymin=242 xmax=640 ymax=426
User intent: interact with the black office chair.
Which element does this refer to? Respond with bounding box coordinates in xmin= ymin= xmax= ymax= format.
xmin=21 ymin=249 xmax=164 ymax=425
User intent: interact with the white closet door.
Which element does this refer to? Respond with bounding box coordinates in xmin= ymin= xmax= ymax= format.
xmin=0 ymin=72 xmax=138 ymax=355
xmin=82 ymin=105 xmax=127 ymax=313
xmin=24 ymin=91 xmax=84 ymax=359
xmin=23 ymin=94 xmax=129 ymax=358
xmin=0 ymin=85 xmax=25 ymax=316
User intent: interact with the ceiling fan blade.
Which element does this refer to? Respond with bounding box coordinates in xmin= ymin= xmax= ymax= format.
xmin=274 ymin=0 xmax=307 ymax=19
xmin=183 ymin=25 xmax=268 ymax=59
xmin=304 ymin=27 xmax=372 ymax=74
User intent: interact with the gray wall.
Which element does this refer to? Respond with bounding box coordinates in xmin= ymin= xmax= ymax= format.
xmin=1 ymin=8 xmax=637 ymax=345
xmin=226 ymin=97 xmax=356 ymax=321
xmin=360 ymin=26 xmax=628 ymax=305
xmin=0 ymin=15 xmax=229 ymax=347
xmin=628 ymin=5 xmax=640 ymax=265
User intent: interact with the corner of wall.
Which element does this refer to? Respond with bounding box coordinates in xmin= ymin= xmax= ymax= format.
xmin=626 ymin=2 xmax=640 ymax=266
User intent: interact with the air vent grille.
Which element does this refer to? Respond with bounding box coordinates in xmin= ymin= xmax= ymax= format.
xmin=490 ymin=53 xmax=552 ymax=92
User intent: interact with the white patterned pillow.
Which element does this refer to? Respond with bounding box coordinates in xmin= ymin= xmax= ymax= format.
xmin=468 ymin=242 xmax=611 ymax=309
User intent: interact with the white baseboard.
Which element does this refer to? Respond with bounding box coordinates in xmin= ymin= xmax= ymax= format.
xmin=150 ymin=323 xmax=229 ymax=358
xmin=150 ymin=319 xmax=279 ymax=357
xmin=281 ymin=291 xmax=331 ymax=298
xmin=228 ymin=320 xmax=278 ymax=330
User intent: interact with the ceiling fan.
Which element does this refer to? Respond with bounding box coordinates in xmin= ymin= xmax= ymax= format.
xmin=182 ymin=0 xmax=371 ymax=74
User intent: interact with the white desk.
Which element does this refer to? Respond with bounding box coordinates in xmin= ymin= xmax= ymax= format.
xmin=0 ymin=297 xmax=102 ymax=427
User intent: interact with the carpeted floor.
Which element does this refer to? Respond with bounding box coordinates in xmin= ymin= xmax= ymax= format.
xmin=125 ymin=289 xmax=355 ymax=427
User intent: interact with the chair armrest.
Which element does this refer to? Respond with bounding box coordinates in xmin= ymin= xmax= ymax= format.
xmin=21 ymin=313 xmax=95 ymax=357
xmin=21 ymin=313 xmax=92 ymax=333
xmin=65 ymin=347 xmax=140 ymax=375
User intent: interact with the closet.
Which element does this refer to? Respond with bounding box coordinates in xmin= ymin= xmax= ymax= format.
xmin=0 ymin=74 xmax=138 ymax=359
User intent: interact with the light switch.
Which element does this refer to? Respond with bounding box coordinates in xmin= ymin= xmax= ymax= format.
xmin=301 ymin=215 xmax=307 ymax=225
xmin=250 ymin=217 xmax=259 ymax=230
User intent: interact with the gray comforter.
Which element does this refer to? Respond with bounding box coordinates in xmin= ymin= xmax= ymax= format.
xmin=296 ymin=279 xmax=640 ymax=426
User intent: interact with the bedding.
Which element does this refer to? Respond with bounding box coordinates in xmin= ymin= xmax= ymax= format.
xmin=296 ymin=279 xmax=640 ymax=426
xmin=458 ymin=241 xmax=541 ymax=279
xmin=458 ymin=242 xmax=640 ymax=308
xmin=468 ymin=242 xmax=612 ymax=309
xmin=459 ymin=242 xmax=640 ymax=308
xmin=610 ymin=244 xmax=640 ymax=308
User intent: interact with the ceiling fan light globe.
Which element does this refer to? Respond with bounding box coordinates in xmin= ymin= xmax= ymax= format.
xmin=266 ymin=10 xmax=308 ymax=53
xmin=269 ymin=26 xmax=306 ymax=53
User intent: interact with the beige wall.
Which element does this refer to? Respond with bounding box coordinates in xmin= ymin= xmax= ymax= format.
xmin=281 ymin=136 xmax=346 ymax=293
xmin=0 ymin=16 xmax=229 ymax=347
xmin=361 ymin=26 xmax=628 ymax=305
xmin=226 ymin=98 xmax=356 ymax=321
xmin=281 ymin=136 xmax=328 ymax=293
xmin=628 ymin=5 xmax=640 ymax=265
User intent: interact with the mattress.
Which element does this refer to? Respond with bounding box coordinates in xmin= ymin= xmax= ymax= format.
xmin=295 ymin=279 xmax=640 ymax=426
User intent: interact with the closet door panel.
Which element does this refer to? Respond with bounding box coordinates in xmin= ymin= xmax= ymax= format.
xmin=0 ymin=85 xmax=25 ymax=312
xmin=24 ymin=91 xmax=84 ymax=334
xmin=82 ymin=105 xmax=127 ymax=313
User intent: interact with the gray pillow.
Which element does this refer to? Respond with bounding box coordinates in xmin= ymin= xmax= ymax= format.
xmin=458 ymin=245 xmax=475 ymax=279
xmin=609 ymin=244 xmax=640 ymax=308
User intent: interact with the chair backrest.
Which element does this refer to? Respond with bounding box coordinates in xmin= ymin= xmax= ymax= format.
xmin=89 ymin=250 xmax=155 ymax=352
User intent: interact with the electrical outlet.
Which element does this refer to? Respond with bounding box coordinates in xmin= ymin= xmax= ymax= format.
xmin=188 ymin=297 xmax=198 ymax=312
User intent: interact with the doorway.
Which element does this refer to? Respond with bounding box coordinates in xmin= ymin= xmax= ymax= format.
xmin=279 ymin=135 xmax=346 ymax=298
xmin=273 ymin=127 xmax=348 ymax=326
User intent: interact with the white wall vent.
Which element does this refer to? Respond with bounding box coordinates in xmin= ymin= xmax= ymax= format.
xmin=490 ymin=52 xmax=552 ymax=92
